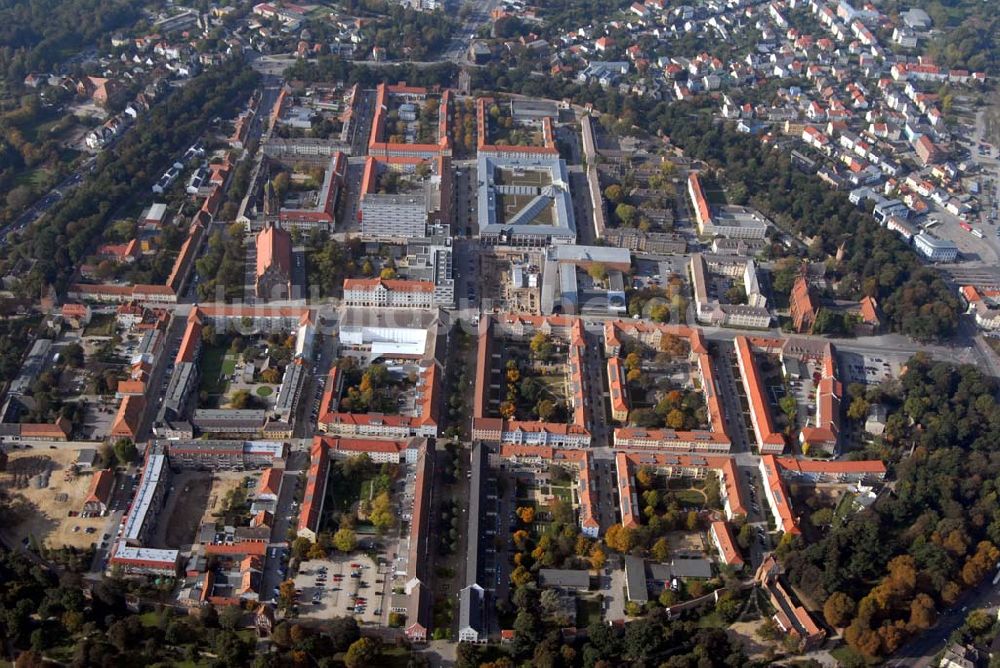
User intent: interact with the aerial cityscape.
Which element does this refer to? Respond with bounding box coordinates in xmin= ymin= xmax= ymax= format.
xmin=0 ymin=0 xmax=997 ymax=666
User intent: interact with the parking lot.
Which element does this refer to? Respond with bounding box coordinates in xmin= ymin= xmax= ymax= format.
xmin=839 ymin=351 xmax=901 ymax=386
xmin=291 ymin=554 xmax=385 ymax=625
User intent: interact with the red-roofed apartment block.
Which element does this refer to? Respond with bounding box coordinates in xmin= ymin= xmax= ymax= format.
xmin=799 ymin=344 xmax=842 ymax=454
xmin=759 ymin=454 xmax=799 ymax=534
xmin=604 ymin=321 xmax=731 ymax=454
xmin=317 ymin=364 xmax=440 ymax=440
xmin=710 ymin=520 xmax=744 ymax=568
xmin=615 ymin=452 xmax=749 ymax=527
xmin=312 ymin=435 xmax=424 ymax=465
xmin=471 ymin=315 xmax=592 ymax=448
xmin=368 ymin=84 xmax=451 ymax=159
xmin=498 ymin=445 xmax=600 ymax=537
xmin=343 ymin=277 xmax=435 ymax=309
xmin=298 ymin=438 xmax=331 ymax=540
xmin=687 ymin=172 xmax=713 ymax=234
xmin=734 ymin=336 xmax=785 ymax=454
xmin=277 ymin=151 xmax=345 ymax=229
xmin=111 ymin=395 xmax=146 ymax=441
xmin=607 ymin=357 xmax=629 ymax=422
xmin=475 ymin=97 xmax=560 ymax=158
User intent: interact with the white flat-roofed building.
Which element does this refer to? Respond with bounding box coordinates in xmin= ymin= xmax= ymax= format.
xmin=339 ymin=324 xmax=429 ymax=359
xmin=274 ymin=362 xmax=305 ymax=422
xmin=123 ymin=452 xmax=169 ymax=546
xmin=478 ymin=152 xmax=577 ymax=246
xmin=361 ymin=193 xmax=430 ymax=240
xmin=109 ymin=545 xmax=180 ymax=577
xmin=914 ymin=232 xmax=958 ymax=262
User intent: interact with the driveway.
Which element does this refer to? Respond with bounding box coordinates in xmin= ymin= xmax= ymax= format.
xmin=604 ymin=564 xmax=627 ymax=622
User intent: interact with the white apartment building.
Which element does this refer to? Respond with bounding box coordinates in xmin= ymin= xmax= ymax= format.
xmin=342 ymin=278 xmax=436 ymax=309
xmin=914 ymin=232 xmax=958 ymax=262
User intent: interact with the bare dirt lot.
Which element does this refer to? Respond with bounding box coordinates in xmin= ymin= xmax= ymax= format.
xmin=728 ymin=619 xmax=776 ymax=660
xmin=0 ymin=449 xmax=110 ymax=549
xmin=667 ymin=530 xmax=707 ymax=558
xmin=151 ymin=471 xmax=251 ymax=549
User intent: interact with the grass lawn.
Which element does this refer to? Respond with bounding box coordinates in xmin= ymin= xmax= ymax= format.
xmin=199 ymin=345 xmax=230 ymax=396
xmin=830 ymin=645 xmax=879 ymax=667
xmin=673 ymin=489 xmax=707 ymax=506
xmin=83 ymin=313 xmax=116 ymax=337
xmin=833 ymin=491 xmax=857 ymax=522
xmin=551 ymin=486 xmax=572 ymax=503
xmin=578 ymin=597 xmax=603 ymax=627
xmin=376 ymin=646 xmax=416 ymax=668
xmin=535 ymin=375 xmax=569 ymax=402
xmin=138 ymin=611 xmax=162 ymax=627
xmin=256 ymin=386 xmax=273 ymax=397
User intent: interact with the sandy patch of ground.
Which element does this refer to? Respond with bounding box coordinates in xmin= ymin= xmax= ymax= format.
xmin=148 ymin=471 xmax=250 ymax=549
xmin=667 ymin=530 xmax=707 ymax=557
xmin=0 ymin=449 xmax=111 ymax=549
xmin=728 ymin=619 xmax=777 ymax=659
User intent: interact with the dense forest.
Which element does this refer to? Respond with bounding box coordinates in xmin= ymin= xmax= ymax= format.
xmin=0 ymin=58 xmax=259 ymax=297
xmin=457 ymin=612 xmax=751 ymax=668
xmin=0 ymin=0 xmax=149 ymax=85
xmin=779 ymin=356 xmax=1000 ymax=660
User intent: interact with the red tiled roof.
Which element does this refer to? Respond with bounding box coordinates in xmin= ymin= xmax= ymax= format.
xmin=775 ymin=457 xmax=885 ymax=477
xmin=111 ymin=395 xmax=145 ymax=439
xmin=711 ymin=521 xmax=744 ymax=567
xmin=85 ymin=469 xmax=115 ymax=506
xmin=258 ymin=468 xmax=282 ymax=497
xmin=298 ymin=438 xmax=330 ymax=537
xmin=256 ymin=224 xmax=292 ymax=281
xmin=343 ymin=277 xmax=435 ymax=293
xmin=688 ymin=172 xmax=713 ymax=227
xmin=204 ymin=542 xmax=268 ymax=557
xmin=175 ymin=310 xmax=203 ymax=364
xmin=735 ymin=336 xmax=785 ymax=451
xmin=760 ymin=455 xmax=799 ymax=534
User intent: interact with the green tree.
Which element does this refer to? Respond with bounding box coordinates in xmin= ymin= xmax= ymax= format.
xmin=369 ymin=491 xmax=395 ymax=532
xmin=219 ymin=605 xmax=244 ymax=631
xmin=535 ymin=399 xmax=556 ymax=421
xmin=229 ymin=389 xmax=253 ymax=409
xmin=333 ymin=527 xmax=357 ymax=552
xmin=113 ymin=439 xmax=137 ymax=465
xmin=587 ymin=263 xmax=608 ymax=282
xmin=615 ymin=203 xmax=638 ymax=226
xmin=823 ymin=592 xmax=855 ymax=628
xmin=603 ymin=184 xmax=624 ymax=204
xmin=344 ymin=637 xmax=381 ymax=668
